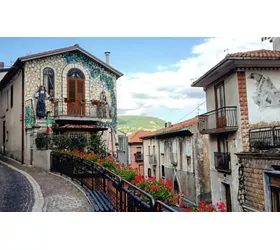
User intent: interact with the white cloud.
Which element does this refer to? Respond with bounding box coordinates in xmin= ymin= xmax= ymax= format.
xmin=117 ymin=37 xmax=272 ymax=120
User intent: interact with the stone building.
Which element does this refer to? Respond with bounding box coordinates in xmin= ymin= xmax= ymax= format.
xmin=0 ymin=44 xmax=123 ymax=164
xmin=192 ymin=38 xmax=280 ymax=212
xmin=127 ymin=131 xmax=152 ymax=175
xmin=140 ymin=118 xmax=211 ymax=207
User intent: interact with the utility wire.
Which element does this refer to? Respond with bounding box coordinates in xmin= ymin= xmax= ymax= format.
xmin=176 ymin=101 xmax=206 ymax=123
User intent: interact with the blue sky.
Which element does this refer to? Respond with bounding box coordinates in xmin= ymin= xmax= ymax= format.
xmin=0 ymin=37 xmax=271 ymax=123
xmin=0 ymin=37 xmax=204 ymax=73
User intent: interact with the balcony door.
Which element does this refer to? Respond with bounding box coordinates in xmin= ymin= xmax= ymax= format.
xmin=215 ymin=83 xmax=226 ymax=128
xmin=67 ymin=69 xmax=85 ymax=116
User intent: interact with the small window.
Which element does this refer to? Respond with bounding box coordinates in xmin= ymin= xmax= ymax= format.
xmin=160 ymin=141 xmax=164 ymax=154
xmin=67 ymin=69 xmax=85 ymax=79
xmin=136 ymin=147 xmax=141 ymax=152
xmin=172 ymin=139 xmax=177 ymax=154
xmin=186 ymin=140 xmax=191 ymax=157
xmin=148 ymin=146 xmax=150 ymax=155
xmin=161 ymin=165 xmax=165 ymax=177
xmin=10 ymin=85 xmax=13 ymax=108
xmin=148 ymin=168 xmax=151 ymax=177
xmin=43 ymin=67 xmax=55 ymax=97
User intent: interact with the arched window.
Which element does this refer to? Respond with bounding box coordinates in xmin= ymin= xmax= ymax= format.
xmin=67 ymin=69 xmax=85 ymax=116
xmin=43 ymin=67 xmax=54 ymax=97
xmin=67 ymin=69 xmax=85 ymax=79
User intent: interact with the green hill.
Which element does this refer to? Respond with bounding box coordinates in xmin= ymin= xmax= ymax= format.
xmin=118 ymin=115 xmax=166 ymax=135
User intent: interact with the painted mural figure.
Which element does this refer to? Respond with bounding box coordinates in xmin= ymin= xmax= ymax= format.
xmin=248 ymin=73 xmax=280 ymax=110
xmin=99 ymin=90 xmax=107 ymax=118
xmin=34 ymin=85 xmax=50 ymax=119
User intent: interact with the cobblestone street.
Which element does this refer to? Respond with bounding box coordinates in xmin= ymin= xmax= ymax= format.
xmin=0 ymin=156 xmax=93 ymax=212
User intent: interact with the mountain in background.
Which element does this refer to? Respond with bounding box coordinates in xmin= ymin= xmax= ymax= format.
xmin=118 ymin=115 xmax=166 ymax=135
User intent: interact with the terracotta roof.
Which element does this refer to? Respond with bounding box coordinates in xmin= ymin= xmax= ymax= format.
xmin=128 ymin=131 xmax=153 ymax=144
xmin=57 ymin=124 xmax=107 ymax=130
xmin=141 ymin=117 xmax=199 ymax=139
xmin=228 ymin=49 xmax=280 ymax=58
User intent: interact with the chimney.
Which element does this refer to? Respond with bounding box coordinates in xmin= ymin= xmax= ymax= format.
xmin=0 ymin=62 xmax=4 ymax=69
xmin=273 ymin=38 xmax=280 ymax=51
xmin=105 ymin=52 xmax=110 ymax=64
xmin=165 ymin=122 xmax=172 ymax=128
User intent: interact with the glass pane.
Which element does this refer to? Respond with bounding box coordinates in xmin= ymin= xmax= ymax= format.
xmin=43 ymin=67 xmax=54 ymax=76
xmin=77 ymin=80 xmax=84 ymax=99
xmin=69 ymin=80 xmax=75 ymax=99
xmin=67 ymin=69 xmax=85 ymax=79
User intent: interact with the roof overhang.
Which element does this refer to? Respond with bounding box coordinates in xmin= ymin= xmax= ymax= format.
xmin=141 ymin=127 xmax=192 ymax=140
xmin=0 ymin=44 xmax=123 ymax=91
xmin=191 ymin=57 xmax=280 ymax=88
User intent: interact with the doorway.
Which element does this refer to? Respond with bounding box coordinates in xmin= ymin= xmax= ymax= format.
xmin=223 ymin=183 xmax=232 ymax=212
xmin=2 ymin=121 xmax=5 ymax=154
xmin=67 ymin=69 xmax=85 ymax=116
xmin=215 ymin=83 xmax=226 ymax=128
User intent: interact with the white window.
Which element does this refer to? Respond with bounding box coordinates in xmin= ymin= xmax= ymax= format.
xmin=186 ymin=140 xmax=191 ymax=157
xmin=172 ymin=139 xmax=177 ymax=153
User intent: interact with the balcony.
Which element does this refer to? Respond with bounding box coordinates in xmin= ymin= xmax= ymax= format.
xmin=198 ymin=106 xmax=238 ymax=134
xmin=249 ymin=127 xmax=280 ymax=150
xmin=214 ymin=152 xmax=231 ymax=173
xmin=51 ymin=100 xmax=112 ymax=122
xmin=148 ymin=155 xmax=157 ymax=165
xmin=135 ymin=152 xmax=143 ymax=162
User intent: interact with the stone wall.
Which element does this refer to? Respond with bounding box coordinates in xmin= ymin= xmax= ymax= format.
xmin=236 ymin=153 xmax=280 ymax=211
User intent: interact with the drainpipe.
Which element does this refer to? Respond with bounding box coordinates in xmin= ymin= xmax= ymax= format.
xmin=21 ymin=68 xmax=25 ymax=164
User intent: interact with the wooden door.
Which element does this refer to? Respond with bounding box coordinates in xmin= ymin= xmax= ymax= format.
xmin=215 ymin=83 xmax=226 ymax=128
xmin=270 ymin=177 xmax=280 ymax=212
xmin=224 ymin=183 xmax=232 ymax=212
xmin=67 ymin=78 xmax=85 ymax=116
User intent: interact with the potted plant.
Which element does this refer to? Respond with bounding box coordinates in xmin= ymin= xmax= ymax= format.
xmin=49 ymin=97 xmax=58 ymax=103
xmin=79 ymin=98 xmax=86 ymax=105
xmin=64 ymin=97 xmax=75 ymax=103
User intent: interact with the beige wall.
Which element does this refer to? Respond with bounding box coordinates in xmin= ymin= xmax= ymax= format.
xmin=0 ymin=71 xmax=23 ymax=161
xmin=143 ymin=138 xmax=159 ymax=179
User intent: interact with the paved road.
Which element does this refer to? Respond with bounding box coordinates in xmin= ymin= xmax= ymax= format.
xmin=0 ymin=163 xmax=34 ymax=212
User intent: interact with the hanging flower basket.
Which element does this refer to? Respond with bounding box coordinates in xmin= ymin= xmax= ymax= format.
xmin=91 ymin=99 xmax=107 ymax=105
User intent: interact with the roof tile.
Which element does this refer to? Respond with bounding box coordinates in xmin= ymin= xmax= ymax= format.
xmin=141 ymin=117 xmax=199 ymax=139
xmin=128 ymin=131 xmax=153 ymax=143
xmin=228 ymin=49 xmax=280 ymax=58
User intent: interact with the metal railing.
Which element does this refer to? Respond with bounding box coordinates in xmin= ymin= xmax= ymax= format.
xmin=214 ymin=152 xmax=231 ymax=172
xmin=50 ymin=151 xmax=176 ymax=212
xmin=148 ymin=155 xmax=157 ymax=164
xmin=249 ymin=127 xmax=280 ymax=150
xmin=198 ymin=106 xmax=238 ymax=133
xmin=51 ymin=100 xmax=112 ymax=119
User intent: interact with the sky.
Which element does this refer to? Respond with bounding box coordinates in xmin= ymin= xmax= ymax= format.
xmin=0 ymin=37 xmax=272 ymax=123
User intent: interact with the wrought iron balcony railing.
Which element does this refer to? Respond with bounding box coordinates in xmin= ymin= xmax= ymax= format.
xmin=148 ymin=155 xmax=157 ymax=165
xmin=249 ymin=127 xmax=280 ymax=150
xmin=50 ymin=99 xmax=112 ymax=119
xmin=50 ymin=151 xmax=177 ymax=212
xmin=135 ymin=152 xmax=143 ymax=162
xmin=198 ymin=106 xmax=238 ymax=134
xmin=214 ymin=152 xmax=231 ymax=173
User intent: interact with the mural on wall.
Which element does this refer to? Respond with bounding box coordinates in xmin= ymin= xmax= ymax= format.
xmin=247 ymin=71 xmax=280 ymax=124
xmin=34 ymin=85 xmax=50 ymax=119
xmin=248 ymin=73 xmax=280 ymax=110
xmin=63 ymin=51 xmax=117 ymax=130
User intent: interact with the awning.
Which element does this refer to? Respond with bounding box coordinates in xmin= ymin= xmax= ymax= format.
xmin=56 ymin=124 xmax=108 ymax=131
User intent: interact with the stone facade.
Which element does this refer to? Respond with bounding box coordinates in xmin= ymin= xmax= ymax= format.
xmin=237 ymin=153 xmax=280 ymax=211
xmin=24 ymin=51 xmax=117 ymax=128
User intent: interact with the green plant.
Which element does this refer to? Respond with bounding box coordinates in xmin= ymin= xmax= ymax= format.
xmin=88 ymin=134 xmax=107 ymax=157
xmin=114 ymin=166 xmax=137 ymax=182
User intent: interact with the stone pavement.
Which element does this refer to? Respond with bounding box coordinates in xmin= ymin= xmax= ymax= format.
xmin=0 ymin=155 xmax=93 ymax=212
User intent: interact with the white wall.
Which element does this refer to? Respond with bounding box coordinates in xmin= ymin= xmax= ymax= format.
xmin=33 ymin=149 xmax=51 ymax=171
xmin=246 ymin=70 xmax=280 ymax=124
xmin=0 ymin=71 xmax=23 ymax=161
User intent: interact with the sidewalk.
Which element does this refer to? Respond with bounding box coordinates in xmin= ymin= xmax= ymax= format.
xmin=0 ymin=155 xmax=93 ymax=212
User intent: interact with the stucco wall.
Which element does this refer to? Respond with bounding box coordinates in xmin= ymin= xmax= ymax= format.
xmin=33 ymin=149 xmax=52 ymax=171
xmin=0 ymin=71 xmax=23 ymax=161
xmin=129 ymin=143 xmax=144 ymax=174
xmin=143 ymin=138 xmax=159 ymax=179
xmin=205 ymin=72 xmax=243 ymax=211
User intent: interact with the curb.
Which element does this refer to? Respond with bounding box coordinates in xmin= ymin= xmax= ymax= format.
xmin=0 ymin=160 xmax=44 ymax=212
